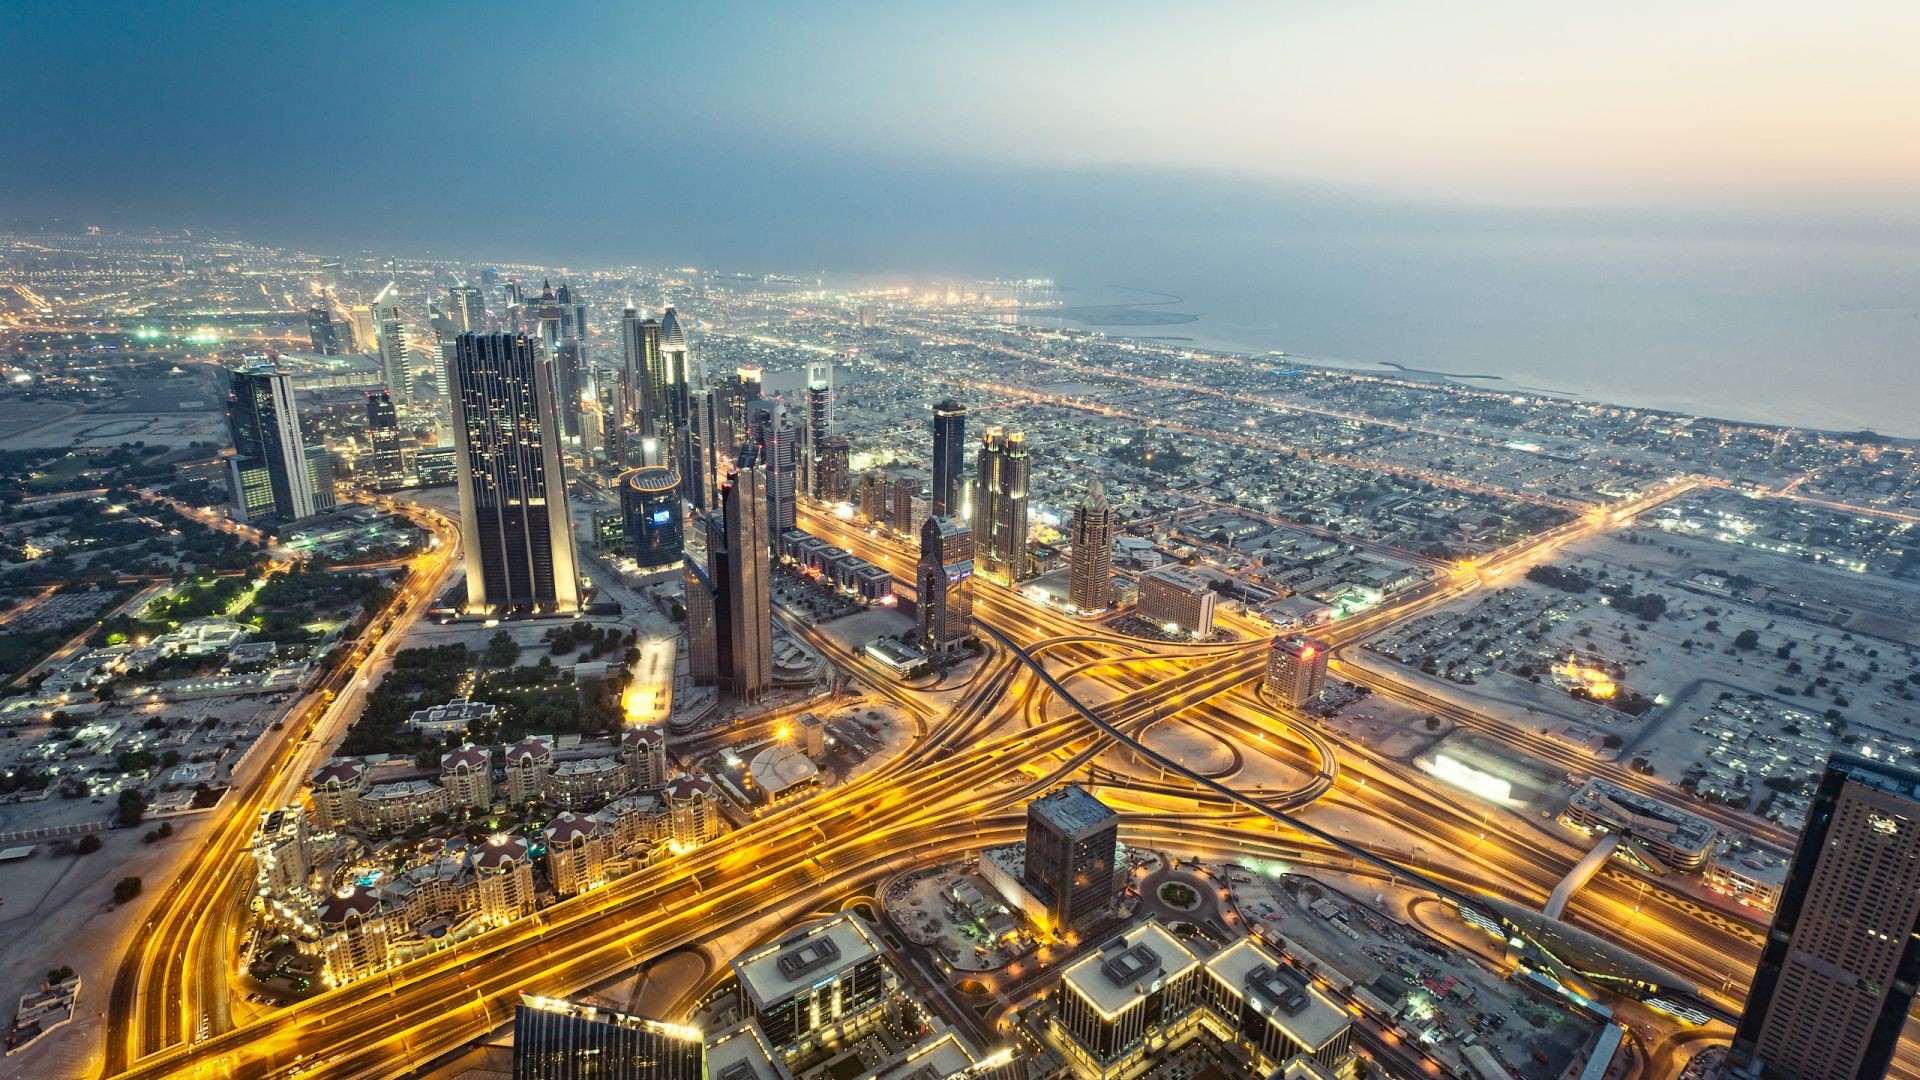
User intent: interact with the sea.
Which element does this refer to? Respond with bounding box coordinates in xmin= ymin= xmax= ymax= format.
xmin=1010 ymin=227 xmax=1920 ymax=438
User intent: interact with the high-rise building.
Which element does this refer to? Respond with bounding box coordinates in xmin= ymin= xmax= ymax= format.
xmin=1137 ymin=566 xmax=1217 ymax=638
xmin=930 ymin=399 xmax=966 ymax=520
xmin=804 ymin=363 xmax=832 ymax=498
xmin=512 ymin=996 xmax=703 ymax=1080
xmin=225 ymin=364 xmax=320 ymax=524
xmin=619 ymin=308 xmax=663 ymax=435
xmin=1264 ymin=636 xmax=1328 ymax=707
xmin=373 ymin=282 xmax=413 ymax=406
xmin=450 ymin=282 xmax=486 ymax=334
xmin=730 ymin=366 xmax=761 ymax=435
xmin=688 ymin=387 xmax=732 ymax=513
xmin=306 ymin=304 xmax=342 ymax=355
xmin=658 ymin=307 xmax=693 ymax=433
xmin=974 ymin=427 xmax=1030 ymax=582
xmin=719 ymin=456 xmax=772 ymax=701
xmin=915 ymin=516 xmax=973 ymax=654
xmin=619 ymin=445 xmax=684 ymax=571
xmin=749 ymin=405 xmax=800 ymax=539
xmin=889 ymin=471 xmax=926 ymax=536
xmin=1069 ymin=480 xmax=1114 ymax=614
xmin=451 ymin=333 xmax=582 ymax=615
xmin=306 ymin=446 xmax=338 ymax=512
xmin=684 ymin=560 xmax=721 ymax=688
xmin=1730 ymin=753 xmax=1920 ymax=1080
xmin=363 ymin=389 xmax=404 ymax=491
xmin=1023 ymin=783 xmax=1119 ymax=931
xmin=816 ymin=435 xmax=851 ymax=504
xmin=856 ymin=468 xmax=889 ymax=523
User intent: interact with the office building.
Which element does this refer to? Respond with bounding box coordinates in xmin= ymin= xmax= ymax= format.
xmin=1056 ymin=922 xmax=1200 ymax=1078
xmin=512 ymin=996 xmax=704 ymax=1080
xmin=804 ymin=363 xmax=832 ymax=498
xmin=748 ymin=402 xmax=800 ymax=539
xmin=373 ymin=284 xmax=413 ymax=406
xmin=731 ymin=914 xmax=896 ymax=1062
xmin=450 ymin=333 xmax=582 ymax=615
xmin=889 ymin=470 xmax=927 ymax=537
xmin=307 ymin=304 xmax=343 ymax=355
xmin=659 ymin=307 xmax=693 ymax=431
xmin=689 ymin=387 xmax=733 ymax=512
xmin=1731 ymin=754 xmax=1920 ymax=1080
xmin=930 ymin=399 xmax=966 ymax=521
xmin=974 ymin=427 xmax=1030 ymax=582
xmin=1024 ymin=784 xmax=1118 ymax=931
xmin=1204 ymin=938 xmax=1354 ymax=1076
xmin=816 ymin=435 xmax=851 ymax=503
xmin=620 ymin=307 xmax=663 ymax=434
xmin=1137 ymin=566 xmax=1217 ymax=638
xmin=305 ymin=446 xmax=338 ymax=512
xmin=1263 ymin=635 xmax=1329 ymax=707
xmin=619 ymin=454 xmax=684 ymax=572
xmin=451 ymin=282 xmax=486 ymax=334
xmin=225 ymin=364 xmax=321 ymax=524
xmin=915 ymin=516 xmax=974 ymax=654
xmin=684 ymin=561 xmax=721 ymax=689
xmin=1069 ymin=480 xmax=1114 ymax=614
xmin=719 ymin=457 xmax=772 ymax=701
xmin=856 ymin=469 xmax=889 ymax=523
xmin=363 ymin=389 xmax=404 ymax=491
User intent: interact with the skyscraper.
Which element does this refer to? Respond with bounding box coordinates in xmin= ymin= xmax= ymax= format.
xmin=915 ymin=516 xmax=974 ymax=654
xmin=450 ymin=333 xmax=582 ymax=615
xmin=363 ymin=389 xmax=404 ymax=491
xmin=225 ymin=365 xmax=320 ymax=524
xmin=804 ymin=362 xmax=832 ymax=498
xmin=306 ymin=304 xmax=341 ymax=355
xmin=817 ymin=435 xmax=851 ymax=503
xmin=1730 ymin=753 xmax=1920 ymax=1080
xmin=452 ymin=282 xmax=487 ymax=333
xmin=658 ymin=307 xmax=693 ymax=432
xmin=373 ymin=284 xmax=413 ymax=407
xmin=749 ymin=405 xmax=800 ymax=539
xmin=619 ymin=307 xmax=662 ymax=435
xmin=1023 ymin=783 xmax=1119 ymax=931
xmin=1069 ymin=479 xmax=1114 ymax=614
xmin=511 ymin=996 xmax=703 ymax=1080
xmin=719 ymin=454 xmax=772 ymax=701
xmin=931 ymin=399 xmax=966 ymax=520
xmin=974 ymin=427 xmax=1031 ymax=582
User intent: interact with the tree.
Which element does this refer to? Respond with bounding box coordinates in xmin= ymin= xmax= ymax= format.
xmin=117 ymin=787 xmax=147 ymax=825
xmin=75 ymin=834 xmax=102 ymax=855
xmin=1734 ymin=629 xmax=1761 ymax=651
xmin=112 ymin=877 xmax=143 ymax=904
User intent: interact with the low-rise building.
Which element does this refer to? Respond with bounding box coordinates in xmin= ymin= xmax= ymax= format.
xmin=407 ymin=698 xmax=497 ymax=739
xmin=1561 ymin=778 xmax=1716 ymax=872
xmin=351 ymin=779 xmax=451 ymax=832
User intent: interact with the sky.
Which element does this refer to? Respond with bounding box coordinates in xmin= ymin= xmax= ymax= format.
xmin=5 ymin=0 xmax=1920 ymax=272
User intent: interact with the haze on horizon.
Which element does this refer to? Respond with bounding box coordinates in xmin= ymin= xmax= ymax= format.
xmin=5 ymin=0 xmax=1918 ymax=266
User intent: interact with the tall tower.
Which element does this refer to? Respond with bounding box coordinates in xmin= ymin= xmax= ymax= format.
xmin=1731 ymin=753 xmax=1920 ymax=1080
xmin=804 ymin=362 xmax=832 ymax=498
xmin=930 ymin=399 xmax=966 ymax=520
xmin=974 ymin=427 xmax=1031 ymax=582
xmin=658 ymin=307 xmax=692 ymax=432
xmin=225 ymin=364 xmax=319 ymax=524
xmin=1023 ymin=784 xmax=1119 ymax=931
xmin=450 ymin=333 xmax=581 ymax=615
xmin=748 ymin=401 xmax=798 ymax=540
xmin=720 ymin=454 xmax=772 ymax=701
xmin=373 ymin=282 xmax=412 ymax=407
xmin=363 ymin=389 xmax=404 ymax=491
xmin=1068 ymin=479 xmax=1114 ymax=614
xmin=915 ymin=516 xmax=973 ymax=654
xmin=306 ymin=304 xmax=341 ymax=355
xmin=450 ymin=282 xmax=486 ymax=333
xmin=619 ymin=307 xmax=662 ymax=437
xmin=540 ymin=282 xmax=583 ymax=441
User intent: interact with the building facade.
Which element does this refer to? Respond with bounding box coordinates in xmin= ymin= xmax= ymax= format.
xmin=1263 ymin=635 xmax=1329 ymax=707
xmin=915 ymin=516 xmax=974 ymax=654
xmin=1069 ymin=480 xmax=1115 ymax=614
xmin=226 ymin=364 xmax=320 ymax=524
xmin=974 ymin=427 xmax=1030 ymax=582
xmin=930 ymin=399 xmax=966 ymax=521
xmin=451 ymin=332 xmax=582 ymax=615
xmin=1024 ymin=784 xmax=1119 ymax=932
xmin=1137 ymin=566 xmax=1217 ymax=638
xmin=1731 ymin=754 xmax=1920 ymax=1080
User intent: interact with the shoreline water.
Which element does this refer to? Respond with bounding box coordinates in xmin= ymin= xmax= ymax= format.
xmin=1015 ymin=284 xmax=1920 ymax=439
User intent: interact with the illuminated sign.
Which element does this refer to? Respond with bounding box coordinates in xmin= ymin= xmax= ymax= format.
xmin=650 ymin=508 xmax=672 ymax=525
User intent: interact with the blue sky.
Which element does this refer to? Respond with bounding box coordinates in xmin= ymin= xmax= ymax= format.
xmin=6 ymin=1 xmax=1918 ymax=271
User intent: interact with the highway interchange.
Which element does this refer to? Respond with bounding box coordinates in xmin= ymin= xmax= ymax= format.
xmin=92 ymin=475 xmax=1920 ymax=1079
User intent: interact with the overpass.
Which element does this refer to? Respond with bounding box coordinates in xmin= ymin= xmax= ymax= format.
xmin=1544 ymin=834 xmax=1619 ymax=920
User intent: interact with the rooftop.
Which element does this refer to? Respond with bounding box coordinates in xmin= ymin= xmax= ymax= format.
xmin=732 ymin=913 xmax=883 ymax=1010
xmin=1029 ymin=783 xmax=1117 ymax=837
xmin=1061 ymin=921 xmax=1197 ymax=1018
xmin=1203 ymin=937 xmax=1350 ymax=1051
